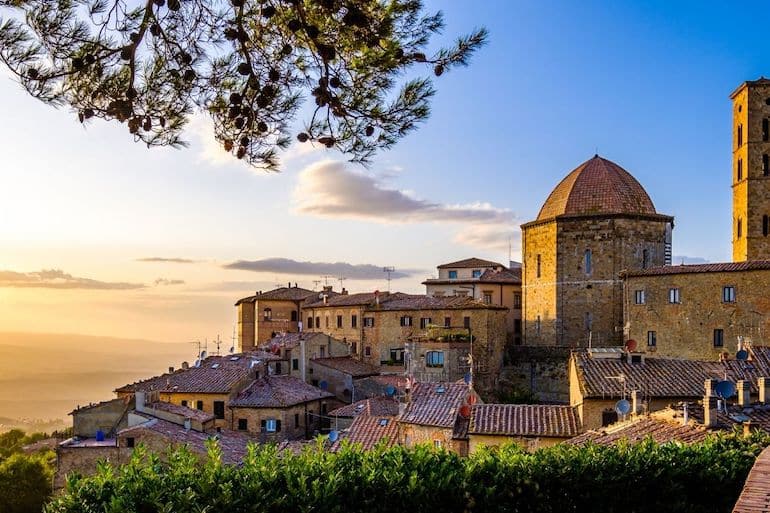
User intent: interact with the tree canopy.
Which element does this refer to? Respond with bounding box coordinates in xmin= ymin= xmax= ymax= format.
xmin=0 ymin=0 xmax=487 ymax=170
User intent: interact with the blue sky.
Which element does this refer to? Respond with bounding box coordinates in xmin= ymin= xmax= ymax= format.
xmin=0 ymin=1 xmax=765 ymax=341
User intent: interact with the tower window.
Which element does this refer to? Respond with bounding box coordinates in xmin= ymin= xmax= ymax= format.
xmin=737 ymin=159 xmax=743 ymax=181
xmin=764 ymin=119 xmax=769 ymax=142
xmin=263 ymin=308 xmax=272 ymax=320
xmin=723 ymin=286 xmax=736 ymax=303
xmin=764 ymin=154 xmax=769 ymax=176
xmin=584 ymin=249 xmax=592 ymax=275
xmin=738 ymin=218 xmax=743 ymax=239
xmin=764 ymin=215 xmax=770 ymax=236
xmin=713 ymin=329 xmax=724 ymax=348
xmin=647 ymin=331 xmax=656 ymax=347
xmin=738 ymin=124 xmax=744 ymax=147
xmin=634 ymin=290 xmax=646 ymax=305
xmin=536 ymin=254 xmax=541 ymax=278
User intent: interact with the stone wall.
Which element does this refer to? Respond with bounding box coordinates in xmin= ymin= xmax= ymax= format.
xmin=72 ymin=397 xmax=132 ymax=437
xmin=467 ymin=434 xmax=565 ymax=454
xmin=624 ymin=269 xmax=770 ymax=360
xmin=55 ymin=445 xmax=121 ymax=489
xmin=255 ymin=299 xmax=301 ymax=344
xmin=500 ymin=346 xmax=571 ymax=403
xmin=522 ymin=220 xmax=558 ymax=345
xmin=230 ymin=400 xmax=329 ymax=440
xmin=158 ymin=392 xmax=233 ymax=428
xmin=237 ymin=301 xmax=256 ymax=352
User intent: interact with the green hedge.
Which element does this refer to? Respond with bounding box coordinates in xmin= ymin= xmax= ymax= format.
xmin=48 ymin=430 xmax=769 ymax=513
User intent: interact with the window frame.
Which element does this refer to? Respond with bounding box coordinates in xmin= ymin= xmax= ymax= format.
xmin=425 ymin=350 xmax=445 ymax=368
xmin=713 ymin=328 xmax=725 ymax=348
xmin=363 ymin=317 xmax=375 ymax=328
xmin=634 ymin=290 xmax=646 ymax=305
xmin=213 ymin=400 xmax=225 ymax=420
xmin=472 ymin=269 xmax=482 ymax=279
xmin=668 ymin=288 xmax=681 ymax=304
xmin=419 ymin=317 xmax=432 ymax=329
xmin=237 ymin=418 xmax=248 ymax=431
xmin=647 ymin=330 xmax=656 ymax=347
xmin=722 ymin=286 xmax=736 ymax=303
xmin=400 ymin=315 xmax=413 ymax=327
xmin=336 ymin=315 xmax=343 ymax=328
xmin=448 ymin=270 xmax=458 ymax=279
xmin=584 ymin=249 xmax=592 ymax=275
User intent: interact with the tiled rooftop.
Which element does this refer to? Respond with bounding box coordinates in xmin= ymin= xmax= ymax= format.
xmin=328 ymin=396 xmax=400 ymax=418
xmin=353 ymin=375 xmax=408 ymax=400
xmin=469 ymin=404 xmax=581 ymax=438
xmin=146 ymin=401 xmax=214 ymax=423
xmin=423 ymin=267 xmax=521 ymax=286
xmin=115 ymin=352 xmax=278 ymax=394
xmin=304 ymin=291 xmax=506 ymax=311
xmin=332 ymin=415 xmax=399 ymax=451
xmin=311 ymin=357 xmax=380 ymax=377
xmin=623 ymin=260 xmax=770 ymax=278
xmin=573 ymin=347 xmax=770 ymax=399
xmin=537 ymin=155 xmax=659 ymax=221
xmin=235 ymin=286 xmax=319 ymax=305
xmin=399 ymin=382 xmax=470 ymax=429
xmin=437 ymin=258 xmax=505 ymax=269
xmin=263 ymin=332 xmax=327 ymax=351
xmin=229 ymin=375 xmax=333 ymax=408
xmin=733 ymin=446 xmax=770 ymax=513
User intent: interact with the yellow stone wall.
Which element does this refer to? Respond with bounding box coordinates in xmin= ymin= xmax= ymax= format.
xmin=522 ymin=220 xmax=558 ymax=345
xmin=254 ymin=299 xmax=301 ymax=344
xmin=230 ymin=400 xmax=329 ymax=440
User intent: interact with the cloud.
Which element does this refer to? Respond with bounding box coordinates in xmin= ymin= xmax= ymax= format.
xmin=292 ymin=160 xmax=517 ymax=251
xmin=672 ymin=255 xmax=709 ymax=265
xmin=0 ymin=269 xmax=144 ymax=290
xmin=136 ymin=257 xmax=198 ymax=264
xmin=153 ymin=278 xmax=186 ymax=286
xmin=223 ymin=258 xmax=419 ymax=280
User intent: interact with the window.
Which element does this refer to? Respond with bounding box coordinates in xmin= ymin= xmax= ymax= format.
xmin=584 ymin=312 xmax=593 ymax=331
xmin=634 ymin=290 xmax=646 ymax=305
xmin=126 ymin=437 xmax=135 ymax=448
xmin=213 ymin=401 xmax=225 ymax=420
xmin=196 ymin=400 xmax=204 ymax=411
xmin=291 ymin=310 xmax=298 ymax=322
xmin=400 ymin=316 xmax=413 ymax=327
xmin=420 ymin=317 xmax=432 ymax=329
xmin=668 ymin=288 xmax=681 ymax=304
xmin=513 ymin=293 xmax=522 ymax=309
xmin=336 ymin=315 xmax=343 ymax=328
xmin=723 ymin=286 xmax=736 ymax=303
xmin=364 ymin=346 xmax=371 ymax=357
xmin=738 ymin=218 xmax=743 ymax=238
xmin=764 ymin=215 xmax=769 ymax=237
xmin=319 ymin=347 xmax=325 ymax=358
xmin=262 ymin=419 xmax=281 ymax=432
xmin=312 ymin=379 xmax=319 ymax=386
xmin=584 ymin=249 xmax=592 ymax=275
xmin=764 ymin=118 xmax=769 ymax=141
xmin=444 ymin=317 xmax=451 ymax=328
xmin=292 ymin=358 xmax=299 ymax=370
xmin=351 ymin=315 xmax=357 ymax=328
xmin=764 ymin=154 xmax=769 ymax=176
xmin=448 ymin=270 xmax=458 ymax=279
xmin=181 ymin=400 xmax=188 ymax=407
xmin=463 ymin=316 xmax=471 ymax=329
xmin=390 ymin=348 xmax=405 ymax=364
xmin=315 ymin=316 xmax=320 ymax=328
xmin=263 ymin=308 xmax=272 ymax=320
xmin=482 ymin=292 xmax=492 ymax=304
xmin=738 ymin=158 xmax=743 ymax=181
xmin=363 ymin=317 xmax=375 ymax=328
xmin=536 ymin=254 xmax=541 ymax=278
xmin=351 ymin=341 xmax=357 ymax=354
xmin=307 ymin=317 xmax=313 ymax=329
xmin=472 ymin=270 xmax=482 ymax=278
xmin=602 ymin=409 xmax=618 ymax=427
xmin=433 ymin=440 xmax=443 ymax=449
xmin=647 ymin=331 xmax=656 ymax=347
xmin=536 ymin=316 xmax=541 ymax=336
xmin=426 ymin=351 xmax=444 ymax=368
xmin=237 ymin=418 xmax=248 ymax=431
xmin=642 ymin=249 xmax=650 ymax=270
xmin=714 ymin=329 xmax=724 ymax=347
xmin=325 ymin=316 xmax=329 ymax=328
xmin=738 ymin=124 xmax=744 ymax=146
xmin=514 ymin=319 xmax=522 ymax=334
xmin=295 ymin=413 xmax=300 ymax=428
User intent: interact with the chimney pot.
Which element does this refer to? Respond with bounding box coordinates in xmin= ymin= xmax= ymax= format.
xmin=704 ymin=395 xmax=718 ymax=428
xmin=168 ymin=366 xmax=174 ymax=373
xmin=704 ymin=379 xmax=718 ymax=397
xmin=759 ymin=377 xmax=770 ymax=405
xmin=631 ymin=390 xmax=641 ymax=416
xmin=743 ymin=421 xmax=754 ymax=437
xmin=738 ymin=380 xmax=751 ymax=407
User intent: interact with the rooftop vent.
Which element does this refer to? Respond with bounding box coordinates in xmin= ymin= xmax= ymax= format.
xmin=379 ymin=418 xmax=389 ymax=426
xmin=436 ymin=385 xmax=446 ymax=394
xmin=587 ymin=347 xmax=625 ymax=360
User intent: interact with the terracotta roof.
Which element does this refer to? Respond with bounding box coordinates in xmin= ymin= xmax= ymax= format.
xmin=353 ymin=375 xmax=408 ymax=400
xmin=399 ymin=382 xmax=469 ymax=428
xmin=573 ymin=348 xmax=770 ymax=399
xmin=437 ymin=258 xmax=505 ymax=269
xmin=423 ymin=267 xmax=521 ymax=286
xmin=734 ymin=446 xmax=770 ymax=513
xmin=305 ymin=292 xmax=506 ymax=311
xmin=117 ymin=418 xmax=252 ymax=465
xmin=229 ymin=375 xmax=333 ymax=408
xmin=262 ymin=332 xmax=328 ymax=351
xmin=469 ymin=404 xmax=581 ymax=438
xmin=115 ymin=352 xmax=278 ymax=394
xmin=311 ymin=357 xmax=380 ymax=378
xmin=623 ymin=260 xmax=770 ymax=278
xmin=70 ymin=397 xmax=130 ymax=415
xmin=329 ymin=396 xmax=400 ymax=418
xmin=146 ymin=401 xmax=214 ymax=423
xmin=235 ymin=286 xmax=318 ymax=305
xmin=537 ymin=155 xmax=658 ymax=221
xmin=332 ymin=415 xmax=399 ymax=451
xmin=304 ymin=291 xmax=385 ymax=308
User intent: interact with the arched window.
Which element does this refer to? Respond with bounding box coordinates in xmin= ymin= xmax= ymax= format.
xmin=263 ymin=308 xmax=272 ymax=320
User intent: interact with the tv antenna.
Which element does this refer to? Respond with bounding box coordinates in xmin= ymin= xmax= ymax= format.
xmin=321 ymin=275 xmax=333 ymax=287
xmin=383 ymin=266 xmax=395 ymax=292
xmin=338 ymin=276 xmax=347 ymax=289
xmin=191 ymin=339 xmax=208 ymax=360
xmin=230 ymin=325 xmax=236 ymax=354
xmin=312 ymin=279 xmax=322 ymax=290
xmin=213 ymin=335 xmax=223 ymax=356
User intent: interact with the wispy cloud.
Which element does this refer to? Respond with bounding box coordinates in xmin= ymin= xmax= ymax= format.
xmin=136 ymin=257 xmax=198 ymax=264
xmin=0 ymin=269 xmax=144 ymax=290
xmin=292 ymin=160 xmax=517 ymax=251
xmin=153 ymin=278 xmax=186 ymax=286
xmin=223 ymin=257 xmax=419 ymax=280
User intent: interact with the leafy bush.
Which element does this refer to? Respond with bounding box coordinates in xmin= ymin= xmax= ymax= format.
xmin=47 ymin=431 xmax=769 ymax=513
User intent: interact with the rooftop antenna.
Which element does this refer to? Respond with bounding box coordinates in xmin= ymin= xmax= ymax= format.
xmin=214 ymin=335 xmax=223 ymax=356
xmin=312 ymin=279 xmax=322 ymax=291
xmin=321 ymin=275 xmax=333 ymax=287
xmin=338 ymin=276 xmax=347 ymax=290
xmin=191 ymin=340 xmax=202 ymax=360
xmin=508 ymin=236 xmax=512 ymax=265
xmin=383 ymin=266 xmax=395 ymax=292
xmin=230 ymin=325 xmax=236 ymax=354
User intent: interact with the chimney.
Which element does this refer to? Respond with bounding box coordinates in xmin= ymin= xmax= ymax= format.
xmin=342 ymin=288 xmax=348 ymax=295
xmin=288 ymin=282 xmax=291 ymax=289
xmin=375 ymin=290 xmax=380 ymax=306
xmin=738 ymin=380 xmax=751 ymax=407
xmin=743 ymin=421 xmax=754 ymax=437
xmin=135 ymin=391 xmax=146 ymax=412
xmin=631 ymin=389 xmax=641 ymax=416
xmin=323 ymin=294 xmax=328 ymax=305
xmin=323 ymin=285 xmax=333 ymax=293
xmin=760 ymin=377 xmax=770 ymax=404
xmin=181 ymin=361 xmax=189 ymax=370
xmin=682 ymin=402 xmax=689 ymax=426
xmin=168 ymin=366 xmax=174 ymax=374
xmin=704 ymin=379 xmax=718 ymax=428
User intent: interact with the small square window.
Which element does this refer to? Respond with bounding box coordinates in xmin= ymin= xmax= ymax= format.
xmin=472 ymin=270 xmax=482 ymax=278
xmin=237 ymin=418 xmax=248 ymax=431
xmin=448 ymin=270 xmax=458 ymax=279
xmin=400 ymin=316 xmax=413 ymax=327
xmin=126 ymin=437 xmax=135 ymax=448
xmin=420 ymin=317 xmax=431 ymax=329
xmin=444 ymin=317 xmax=451 ymax=327
xmin=263 ymin=419 xmax=278 ymax=432
xmin=364 ymin=346 xmax=372 ymax=357
xmin=433 ymin=440 xmax=443 ymax=449
xmin=181 ymin=400 xmax=188 ymax=407
xmin=363 ymin=317 xmax=375 ymax=328
xmin=196 ymin=400 xmax=204 ymax=411
xmin=426 ymin=351 xmax=444 ymax=368
xmin=482 ymin=292 xmax=492 ymax=304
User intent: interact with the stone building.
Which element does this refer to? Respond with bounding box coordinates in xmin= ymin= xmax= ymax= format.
xmin=622 ymin=262 xmax=770 ymax=360
xmin=521 ymin=155 xmax=674 ymax=348
xmin=731 ymin=78 xmax=770 ymax=262
xmin=308 ymin=356 xmax=380 ymax=402
xmin=423 ymin=257 xmax=523 ymax=345
xmin=261 ymin=332 xmax=350 ymax=382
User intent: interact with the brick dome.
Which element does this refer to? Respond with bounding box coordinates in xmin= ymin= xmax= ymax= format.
xmin=537 ymin=155 xmax=656 ymax=221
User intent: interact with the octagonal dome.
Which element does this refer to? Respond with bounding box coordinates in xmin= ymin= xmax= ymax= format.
xmin=537 ymin=155 xmax=657 ymax=221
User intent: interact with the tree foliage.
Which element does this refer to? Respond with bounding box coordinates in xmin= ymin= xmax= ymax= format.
xmin=47 ymin=431 xmax=769 ymax=513
xmin=0 ymin=0 xmax=487 ymax=170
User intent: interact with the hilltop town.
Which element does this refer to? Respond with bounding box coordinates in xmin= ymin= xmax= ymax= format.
xmin=54 ymin=77 xmax=770 ymax=504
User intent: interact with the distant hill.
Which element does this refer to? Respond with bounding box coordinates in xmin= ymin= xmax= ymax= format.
xmin=0 ymin=332 xmax=192 ymax=423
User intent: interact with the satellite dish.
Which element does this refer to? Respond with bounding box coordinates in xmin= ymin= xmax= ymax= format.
xmin=463 ymin=372 xmax=472 ymax=384
xmin=615 ymin=399 xmax=631 ymax=415
xmin=625 ymin=339 xmax=637 ymax=352
xmin=385 ymin=384 xmax=396 ymax=396
xmin=319 ymin=380 xmax=328 ymax=390
xmin=200 ymin=350 xmax=207 ymax=359
xmin=737 ymin=349 xmax=749 ymax=361
xmin=194 ymin=359 xmax=201 ymax=368
xmin=328 ymin=430 xmax=339 ymax=442
xmin=716 ymin=380 xmax=736 ymax=399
